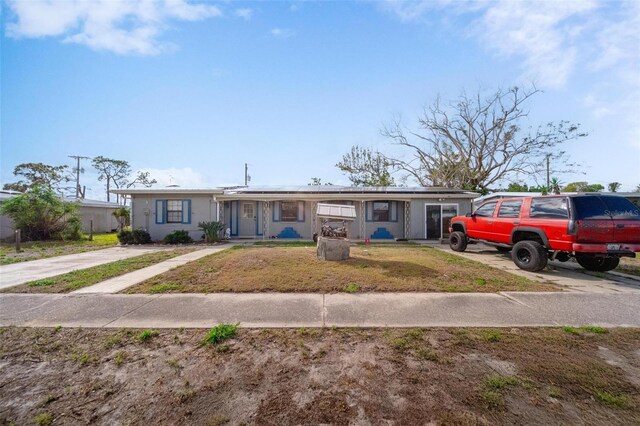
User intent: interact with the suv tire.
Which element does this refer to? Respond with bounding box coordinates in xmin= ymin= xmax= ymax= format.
xmin=449 ymin=231 xmax=468 ymax=252
xmin=575 ymin=255 xmax=620 ymax=272
xmin=511 ymin=240 xmax=548 ymax=272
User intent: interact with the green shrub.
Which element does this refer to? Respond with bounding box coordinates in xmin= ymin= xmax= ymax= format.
xmin=132 ymin=229 xmax=151 ymax=244
xmin=0 ymin=185 xmax=82 ymax=241
xmin=198 ymin=221 xmax=225 ymax=242
xmin=204 ymin=323 xmax=239 ymax=345
xmin=164 ymin=230 xmax=193 ymax=244
xmin=118 ymin=229 xmax=151 ymax=244
xmin=343 ymin=283 xmax=360 ymax=293
xmin=137 ymin=329 xmax=159 ymax=342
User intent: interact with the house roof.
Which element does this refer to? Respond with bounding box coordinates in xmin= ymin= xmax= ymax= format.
xmin=112 ymin=185 xmax=478 ymax=199
xmin=0 ymin=190 xmax=121 ymax=208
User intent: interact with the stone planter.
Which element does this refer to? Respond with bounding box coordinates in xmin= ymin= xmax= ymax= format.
xmin=317 ymin=236 xmax=350 ymax=261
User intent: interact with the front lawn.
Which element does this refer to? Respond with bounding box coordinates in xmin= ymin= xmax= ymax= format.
xmin=1 ymin=327 xmax=638 ymax=425
xmin=0 ymin=233 xmax=119 ymax=265
xmin=618 ymin=257 xmax=640 ymax=277
xmin=2 ymin=248 xmax=196 ymax=293
xmin=126 ymin=245 xmax=558 ymax=293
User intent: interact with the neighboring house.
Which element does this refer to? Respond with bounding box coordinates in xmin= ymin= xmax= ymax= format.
xmin=0 ymin=190 xmax=121 ymax=240
xmin=473 ymin=191 xmax=640 ymax=209
xmin=112 ymin=186 xmax=478 ymax=241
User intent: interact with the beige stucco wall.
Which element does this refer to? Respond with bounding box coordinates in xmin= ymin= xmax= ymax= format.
xmin=131 ymin=195 xmax=218 ymax=241
xmin=78 ymin=206 xmax=119 ymax=233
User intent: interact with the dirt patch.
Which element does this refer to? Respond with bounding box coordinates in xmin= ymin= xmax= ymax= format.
xmin=126 ymin=245 xmax=558 ymax=293
xmin=1 ymin=327 xmax=638 ymax=425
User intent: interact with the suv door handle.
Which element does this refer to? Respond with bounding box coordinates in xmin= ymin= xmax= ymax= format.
xmin=487 ymin=221 xmax=493 ymax=224
xmin=616 ymin=224 xmax=624 ymax=228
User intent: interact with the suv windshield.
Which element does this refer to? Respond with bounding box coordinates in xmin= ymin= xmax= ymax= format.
xmin=573 ymin=196 xmax=640 ymax=220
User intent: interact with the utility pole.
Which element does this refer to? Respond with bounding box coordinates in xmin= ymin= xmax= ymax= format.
xmin=244 ymin=163 xmax=251 ymax=186
xmin=69 ymin=155 xmax=90 ymax=199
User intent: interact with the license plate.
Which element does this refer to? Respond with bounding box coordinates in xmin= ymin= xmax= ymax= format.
xmin=607 ymin=244 xmax=621 ymax=251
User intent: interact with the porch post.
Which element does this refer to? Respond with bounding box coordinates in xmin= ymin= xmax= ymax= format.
xmin=264 ymin=201 xmax=270 ymax=240
xmin=360 ymin=200 xmax=365 ymax=240
xmin=404 ymin=201 xmax=411 ymax=239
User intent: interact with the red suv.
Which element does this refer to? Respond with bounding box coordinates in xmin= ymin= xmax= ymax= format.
xmin=448 ymin=195 xmax=640 ymax=272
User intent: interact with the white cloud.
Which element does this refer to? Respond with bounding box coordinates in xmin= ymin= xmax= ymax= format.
xmin=5 ymin=0 xmax=222 ymax=55
xmin=137 ymin=167 xmax=207 ymax=188
xmin=270 ymin=27 xmax=295 ymax=38
xmin=234 ymin=8 xmax=253 ymax=20
xmin=471 ymin=0 xmax=597 ymax=89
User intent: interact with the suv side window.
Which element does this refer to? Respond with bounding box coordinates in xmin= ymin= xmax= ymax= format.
xmin=475 ymin=201 xmax=497 ymax=217
xmin=498 ymin=200 xmax=523 ymax=218
xmin=530 ymin=197 xmax=569 ymax=219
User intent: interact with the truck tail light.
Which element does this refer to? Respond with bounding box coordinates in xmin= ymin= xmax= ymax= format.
xmin=567 ymin=219 xmax=578 ymax=236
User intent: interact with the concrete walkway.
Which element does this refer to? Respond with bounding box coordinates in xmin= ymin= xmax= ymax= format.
xmin=436 ymin=245 xmax=640 ymax=293
xmin=72 ymin=246 xmax=234 ymax=294
xmin=2 ymin=292 xmax=639 ymax=328
xmin=0 ymin=246 xmax=165 ymax=290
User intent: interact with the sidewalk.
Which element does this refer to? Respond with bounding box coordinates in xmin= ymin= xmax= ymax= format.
xmin=72 ymin=245 xmax=234 ymax=294
xmin=0 ymin=246 xmax=165 ymax=290
xmin=2 ymin=292 xmax=639 ymax=328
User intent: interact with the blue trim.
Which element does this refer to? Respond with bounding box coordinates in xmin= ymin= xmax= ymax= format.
xmin=256 ymin=201 xmax=263 ymax=236
xmin=272 ymin=201 xmax=280 ymax=222
xmin=371 ymin=227 xmax=394 ymax=239
xmin=276 ymin=227 xmax=301 ymax=238
xmin=365 ymin=201 xmax=372 ymax=222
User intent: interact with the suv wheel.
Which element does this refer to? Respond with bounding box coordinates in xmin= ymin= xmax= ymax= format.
xmin=449 ymin=231 xmax=468 ymax=252
xmin=575 ymin=255 xmax=620 ymax=272
xmin=511 ymin=240 xmax=548 ymax=272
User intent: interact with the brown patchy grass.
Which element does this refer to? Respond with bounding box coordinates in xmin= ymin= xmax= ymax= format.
xmin=0 ymin=327 xmax=638 ymax=425
xmin=618 ymin=257 xmax=640 ymax=277
xmin=126 ymin=245 xmax=558 ymax=294
xmin=3 ymin=248 xmax=196 ymax=294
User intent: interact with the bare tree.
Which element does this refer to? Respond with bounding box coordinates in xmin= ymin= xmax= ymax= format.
xmin=92 ymin=157 xmax=130 ymax=202
xmin=382 ymin=85 xmax=586 ymax=191
xmin=336 ymin=146 xmax=395 ymax=187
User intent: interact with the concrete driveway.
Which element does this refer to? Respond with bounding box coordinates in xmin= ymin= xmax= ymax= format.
xmin=0 ymin=246 xmax=166 ymax=290
xmin=437 ymin=243 xmax=640 ymax=293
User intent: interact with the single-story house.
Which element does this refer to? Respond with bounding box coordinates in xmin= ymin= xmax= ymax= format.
xmin=112 ymin=186 xmax=478 ymax=241
xmin=0 ymin=190 xmax=121 ymax=240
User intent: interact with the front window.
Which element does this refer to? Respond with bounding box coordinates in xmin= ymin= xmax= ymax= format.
xmin=474 ymin=202 xmax=497 ymax=217
xmin=166 ymin=200 xmax=183 ymax=223
xmin=281 ymin=201 xmax=298 ymax=222
xmin=373 ymin=202 xmax=389 ymax=222
xmin=242 ymin=203 xmax=254 ymax=219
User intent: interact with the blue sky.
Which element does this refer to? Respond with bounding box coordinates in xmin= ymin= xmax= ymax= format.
xmin=1 ymin=0 xmax=639 ymax=200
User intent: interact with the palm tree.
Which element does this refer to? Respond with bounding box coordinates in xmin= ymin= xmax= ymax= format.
xmin=112 ymin=207 xmax=130 ymax=231
xmin=550 ymin=177 xmax=562 ymax=195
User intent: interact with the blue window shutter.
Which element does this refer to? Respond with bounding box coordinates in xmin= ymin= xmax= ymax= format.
xmin=297 ymin=201 xmax=305 ymax=222
xmin=182 ymin=199 xmax=191 ymax=224
xmin=155 ymin=200 xmax=165 ymax=224
xmin=365 ymin=201 xmax=373 ymax=222
xmin=272 ymin=201 xmax=281 ymax=222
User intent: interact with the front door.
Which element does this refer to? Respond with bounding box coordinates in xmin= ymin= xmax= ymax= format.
xmin=425 ymin=204 xmax=458 ymax=240
xmin=239 ymin=202 xmax=256 ymax=237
